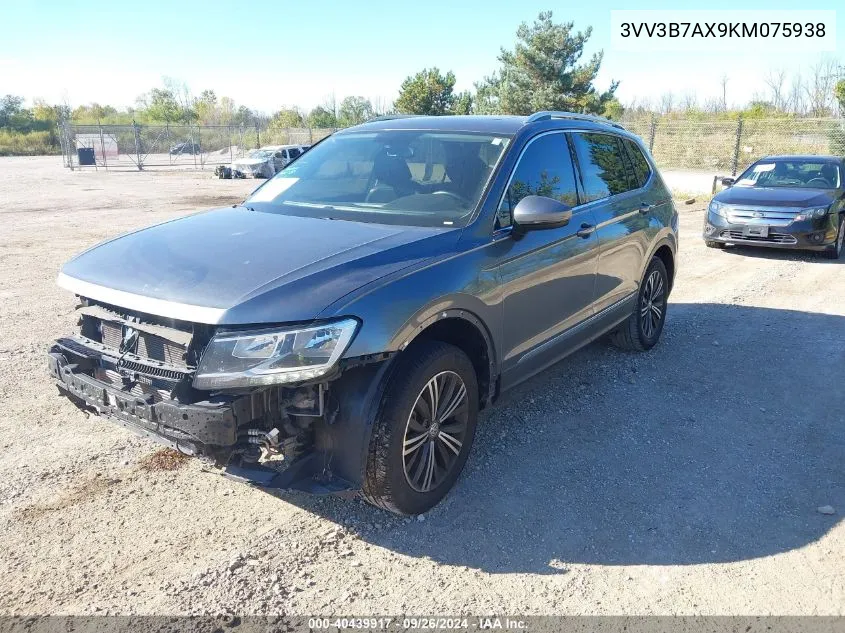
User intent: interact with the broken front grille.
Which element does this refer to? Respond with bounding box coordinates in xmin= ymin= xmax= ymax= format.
xmin=79 ymin=303 xmax=195 ymax=370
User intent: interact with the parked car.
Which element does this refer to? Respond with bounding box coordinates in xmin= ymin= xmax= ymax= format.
xmin=169 ymin=142 xmax=201 ymax=155
xmin=49 ymin=112 xmax=678 ymax=515
xmin=231 ymin=145 xmax=305 ymax=178
xmin=704 ymin=155 xmax=845 ymax=259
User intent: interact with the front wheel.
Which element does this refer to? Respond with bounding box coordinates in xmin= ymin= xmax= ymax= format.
xmin=824 ymin=216 xmax=844 ymax=260
xmin=705 ymin=240 xmax=726 ymax=249
xmin=611 ymin=257 xmax=669 ymax=352
xmin=362 ymin=341 xmax=478 ymax=515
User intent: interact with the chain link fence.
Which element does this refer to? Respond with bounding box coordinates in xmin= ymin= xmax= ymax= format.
xmin=59 ymin=121 xmax=337 ymax=171
xmin=59 ymin=117 xmax=845 ymax=178
xmin=621 ymin=115 xmax=845 ymax=176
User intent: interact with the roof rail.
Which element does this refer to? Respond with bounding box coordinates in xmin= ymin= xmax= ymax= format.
xmin=527 ymin=111 xmax=625 ymax=130
xmin=366 ymin=113 xmax=426 ymax=122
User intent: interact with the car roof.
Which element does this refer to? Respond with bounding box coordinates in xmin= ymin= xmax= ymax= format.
xmin=347 ymin=115 xmax=526 ymax=135
xmin=258 ymin=144 xmax=301 ymax=150
xmin=342 ymin=112 xmax=630 ymax=138
xmin=761 ymin=154 xmax=842 ymax=161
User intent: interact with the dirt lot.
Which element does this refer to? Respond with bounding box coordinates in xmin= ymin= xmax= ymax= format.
xmin=0 ymin=156 xmax=842 ymax=616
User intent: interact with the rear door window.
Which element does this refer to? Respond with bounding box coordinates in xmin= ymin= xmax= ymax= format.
xmin=497 ymin=132 xmax=579 ymax=229
xmin=622 ymin=138 xmax=652 ymax=188
xmin=571 ymin=132 xmax=634 ymax=202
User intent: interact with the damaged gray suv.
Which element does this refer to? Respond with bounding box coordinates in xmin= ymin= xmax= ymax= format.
xmin=50 ymin=112 xmax=678 ymax=515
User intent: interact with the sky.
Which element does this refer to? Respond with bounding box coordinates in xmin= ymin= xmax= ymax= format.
xmin=0 ymin=0 xmax=842 ymax=114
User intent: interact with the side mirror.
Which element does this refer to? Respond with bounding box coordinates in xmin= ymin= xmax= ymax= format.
xmin=512 ymin=195 xmax=572 ymax=230
xmin=721 ymin=177 xmax=735 ymax=187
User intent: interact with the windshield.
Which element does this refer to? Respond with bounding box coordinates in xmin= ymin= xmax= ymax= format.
xmin=735 ymin=159 xmax=841 ymax=189
xmin=245 ymin=130 xmax=510 ymax=227
xmin=249 ymin=149 xmax=275 ymax=159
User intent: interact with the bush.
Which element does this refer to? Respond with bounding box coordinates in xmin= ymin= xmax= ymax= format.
xmin=0 ymin=129 xmax=60 ymax=156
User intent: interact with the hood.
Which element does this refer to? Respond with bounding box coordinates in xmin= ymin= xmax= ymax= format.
xmin=232 ymin=157 xmax=270 ymax=167
xmin=715 ymin=185 xmax=836 ymax=208
xmin=60 ymin=207 xmax=458 ymax=325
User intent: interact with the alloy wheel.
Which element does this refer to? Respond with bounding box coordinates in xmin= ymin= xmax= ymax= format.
xmin=402 ymin=370 xmax=469 ymax=493
xmin=640 ymin=269 xmax=666 ymax=340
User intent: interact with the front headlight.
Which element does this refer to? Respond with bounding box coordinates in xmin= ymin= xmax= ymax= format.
xmin=708 ymin=200 xmax=727 ymax=218
xmin=794 ymin=206 xmax=829 ymax=221
xmin=193 ymin=318 xmax=358 ymax=389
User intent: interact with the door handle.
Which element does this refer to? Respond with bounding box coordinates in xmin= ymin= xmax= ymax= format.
xmin=638 ymin=202 xmax=655 ymax=214
xmin=576 ymin=223 xmax=595 ymax=239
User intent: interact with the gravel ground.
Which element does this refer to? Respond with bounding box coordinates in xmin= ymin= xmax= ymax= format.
xmin=0 ymin=156 xmax=842 ymax=616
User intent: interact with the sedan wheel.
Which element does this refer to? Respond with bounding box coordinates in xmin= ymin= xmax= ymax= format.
xmin=825 ymin=217 xmax=844 ymax=260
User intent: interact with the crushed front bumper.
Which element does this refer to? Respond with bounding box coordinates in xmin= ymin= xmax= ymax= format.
xmin=48 ymin=339 xmax=355 ymax=494
xmin=48 ymin=348 xmax=239 ymax=455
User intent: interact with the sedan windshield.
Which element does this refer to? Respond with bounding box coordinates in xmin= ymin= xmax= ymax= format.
xmin=244 ymin=130 xmax=510 ymax=227
xmin=735 ymin=159 xmax=841 ymax=189
xmin=249 ymin=149 xmax=274 ymax=159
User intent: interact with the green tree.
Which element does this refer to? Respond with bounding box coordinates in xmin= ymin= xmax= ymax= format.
xmin=270 ymin=108 xmax=305 ymax=128
xmin=475 ymin=11 xmax=618 ymax=116
xmin=452 ymin=90 xmax=473 ymax=115
xmin=394 ymin=67 xmax=457 ymax=115
xmin=0 ymin=94 xmax=25 ymax=128
xmin=602 ymin=97 xmax=624 ymax=120
xmin=194 ymin=89 xmax=218 ymax=123
xmin=144 ymin=88 xmax=182 ymax=123
xmin=835 ymin=79 xmax=845 ymax=113
xmin=232 ymin=105 xmax=255 ymax=127
xmin=338 ymin=96 xmax=373 ymax=127
xmin=308 ymin=105 xmax=337 ymax=128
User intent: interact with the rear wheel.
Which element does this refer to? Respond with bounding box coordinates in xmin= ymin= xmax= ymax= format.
xmin=823 ymin=216 xmax=844 ymax=260
xmin=611 ymin=257 xmax=669 ymax=352
xmin=362 ymin=341 xmax=478 ymax=515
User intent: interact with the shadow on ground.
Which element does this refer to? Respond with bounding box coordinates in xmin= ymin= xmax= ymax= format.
xmin=716 ymin=243 xmax=843 ymax=263
xmin=269 ymin=303 xmax=844 ymax=573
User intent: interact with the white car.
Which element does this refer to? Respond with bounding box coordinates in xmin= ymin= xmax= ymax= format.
xmin=231 ymin=145 xmax=306 ymax=178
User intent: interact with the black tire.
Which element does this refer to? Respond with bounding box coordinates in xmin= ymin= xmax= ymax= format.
xmin=705 ymin=240 xmax=726 ymax=249
xmin=823 ymin=216 xmax=844 ymax=260
xmin=362 ymin=341 xmax=478 ymax=515
xmin=611 ymin=257 xmax=669 ymax=352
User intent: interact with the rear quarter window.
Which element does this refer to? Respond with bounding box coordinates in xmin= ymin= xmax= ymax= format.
xmin=622 ymin=138 xmax=652 ymax=189
xmin=570 ymin=132 xmax=632 ymax=202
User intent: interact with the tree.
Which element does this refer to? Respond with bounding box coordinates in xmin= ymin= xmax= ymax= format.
xmin=679 ymin=91 xmax=697 ymax=112
xmin=764 ymin=69 xmax=787 ymax=111
xmin=308 ymin=105 xmax=337 ymax=128
xmin=835 ymin=79 xmax=845 ymax=114
xmin=452 ymin=90 xmax=473 ymax=115
xmin=144 ymin=88 xmax=182 ymax=123
xmin=719 ymin=74 xmax=729 ymax=111
xmin=0 ymin=94 xmax=25 ymax=128
xmin=338 ymin=96 xmax=373 ymax=127
xmin=270 ymin=108 xmax=305 ymax=128
xmin=394 ymin=67 xmax=456 ymax=115
xmin=474 ymin=11 xmax=618 ymax=115
xmin=194 ymin=89 xmax=218 ymax=123
xmin=805 ymin=59 xmax=838 ymax=117
xmin=602 ymin=97 xmax=624 ymax=120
